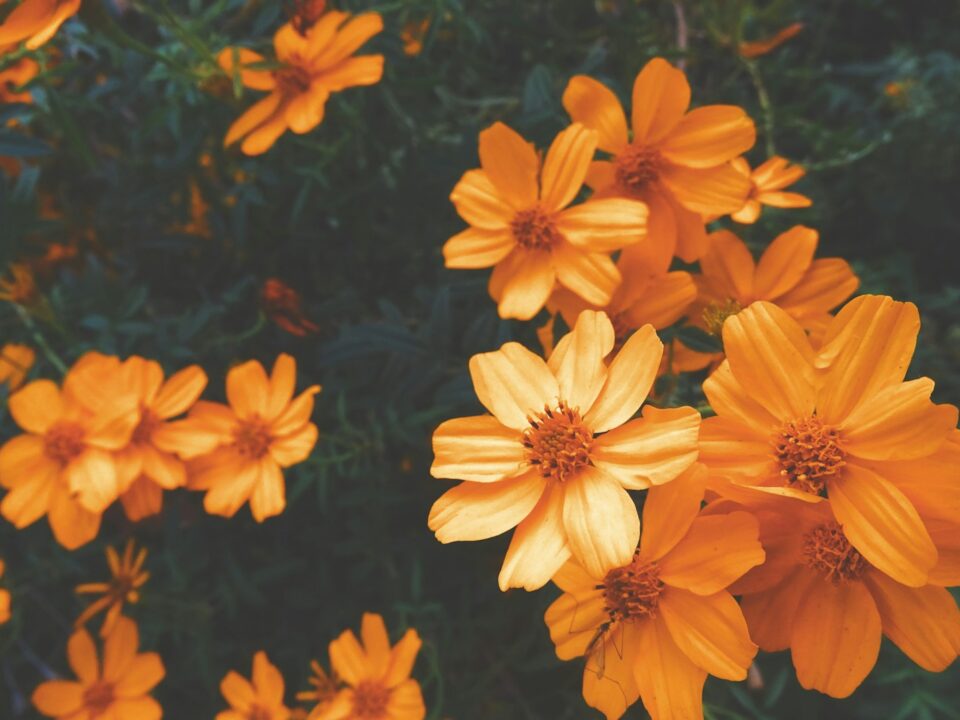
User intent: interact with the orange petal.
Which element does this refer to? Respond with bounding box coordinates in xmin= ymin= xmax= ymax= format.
xmin=153 ymin=365 xmax=207 ymax=419
xmin=660 ymin=106 xmax=755 ymax=168
xmin=120 ymin=476 xmax=164 ymax=522
xmin=547 ymin=310 xmax=614 ymax=412
xmin=115 ymin=652 xmax=165 ymax=698
xmin=64 ymin=449 xmax=119 ymax=513
xmin=225 ymin=92 xmax=283 ymax=147
xmin=226 ymin=359 xmax=270 ymax=418
xmin=47 ymin=490 xmax=100 ymax=550
xmin=873 ymin=432 xmax=960 ymax=524
xmin=0 ymin=434 xmax=48 ymax=487
xmin=112 ymin=698 xmax=162 ymax=720
xmin=699 ymin=229 xmax=755 ymax=301
xmin=659 ymin=162 xmax=752 ymax=215
xmin=551 ymin=243 xmax=619 ymax=308
xmin=702 ymin=361 xmax=780 ymax=433
xmin=580 ymin=622 xmax=641 ymax=720
xmin=494 ymin=249 xmax=556 ymax=320
xmin=103 ymin=617 xmax=139 ymax=682
xmin=632 ymin=618 xmax=706 ymax=720
xmin=639 ymin=464 xmax=707 ymax=561
xmin=562 ymin=75 xmax=629 ymax=153
xmin=468 ymin=343 xmax=558 ymax=431
xmin=31 ymin=680 xmax=85 ymax=716
xmin=730 ymin=198 xmax=762 ymax=224
xmin=498 ymin=485 xmax=570 ymax=591
xmin=740 ymin=569 xmax=817 ymax=651
xmin=790 ymin=577 xmax=881 ymax=698
xmin=428 ymin=470 xmax=546 ymax=542
xmin=430 ymin=415 xmax=525 ymax=481
xmin=477 ymin=122 xmax=539 ymax=209
xmin=220 ymin=670 xmax=255 ymax=711
xmin=829 ymin=463 xmax=937 ymax=587
xmin=252 ymin=650 xmax=285 ymax=706
xmin=555 ymin=198 xmax=648 ymax=252
xmin=630 ymin=58 xmax=691 ymax=144
xmin=449 ymin=169 xmax=513 ymax=230
xmin=217 ymin=47 xmax=277 ymax=91
xmin=622 ymin=271 xmax=697 ymax=330
xmin=318 ymin=54 xmax=383 ymax=91
xmin=384 ymin=629 xmax=422 ymax=688
xmin=544 ymin=589 xmax=608 ymax=660
xmin=540 ymin=123 xmax=598 ymax=211
xmin=8 ymin=379 xmax=62 ymax=434
xmin=202 ymin=457 xmax=259 ymax=518
xmin=284 ymin=83 xmax=329 ymax=134
xmin=670 ymin=196 xmax=709 ymax=262
xmin=249 ymin=459 xmax=286 ymax=522
xmin=68 ymin=627 xmax=100 ymax=682
xmin=633 ymin=188 xmax=678 ymax=263
xmin=758 ymin=190 xmax=812 ymax=208
xmin=752 ymin=225 xmax=818 ymax=300
xmin=328 ymin=629 xmax=368 ymax=686
xmin=384 ymin=678 xmax=425 ymax=716
xmin=775 ymin=258 xmax=859 ymax=321
xmin=239 ymin=108 xmax=289 ymax=156
xmin=443 ymin=227 xmax=515 ymax=269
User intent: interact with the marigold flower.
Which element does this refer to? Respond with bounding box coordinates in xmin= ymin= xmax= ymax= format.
xmin=0 ymin=343 xmax=34 ymax=390
xmin=32 ymin=617 xmax=165 ymax=720
xmin=563 ymin=58 xmax=755 ymax=262
xmin=217 ymin=650 xmax=291 ymax=720
xmin=314 ymin=612 xmax=424 ymax=720
xmin=296 ymin=660 xmax=339 ymax=718
xmin=261 ymin=277 xmax=319 ymax=336
xmin=738 ymin=22 xmax=804 ymax=59
xmin=0 ymin=56 xmax=39 ymax=102
xmin=699 ymin=296 xmax=959 ymax=589
xmin=0 ymin=558 xmax=9 ymax=624
xmin=545 ymin=465 xmax=764 ymax=719
xmin=219 ymin=9 xmax=384 ymax=155
xmin=445 ymin=122 xmax=648 ymax=320
xmin=0 ymin=354 xmax=140 ymax=548
xmin=169 ymin=353 xmax=320 ymax=521
xmin=728 ymin=156 xmax=811 ymax=223
xmin=0 ymin=262 xmax=39 ymax=305
xmin=75 ymin=539 xmax=149 ymax=636
xmin=731 ymin=497 xmax=960 ymax=698
xmin=429 ymin=310 xmax=701 ymax=590
xmin=0 ymin=0 xmax=80 ymax=52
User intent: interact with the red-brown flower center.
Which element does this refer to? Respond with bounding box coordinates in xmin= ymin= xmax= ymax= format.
xmin=773 ymin=416 xmax=845 ymax=494
xmin=802 ymin=522 xmax=867 ymax=582
xmin=274 ymin=64 xmax=312 ymax=95
xmin=615 ymin=143 xmax=662 ymax=193
xmin=601 ymin=553 xmax=663 ymax=621
xmin=43 ymin=422 xmax=86 ymax=464
xmin=353 ymin=680 xmax=390 ymax=718
xmin=523 ymin=402 xmax=593 ymax=482
xmin=132 ymin=407 xmax=162 ymax=445
xmin=509 ymin=207 xmax=563 ymax=251
xmin=83 ymin=681 xmax=115 ymax=716
xmin=702 ymin=298 xmax=743 ymax=337
xmin=233 ymin=417 xmax=273 ymax=459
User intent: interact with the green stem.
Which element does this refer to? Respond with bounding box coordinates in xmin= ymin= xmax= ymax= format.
xmin=14 ymin=304 xmax=68 ymax=376
xmin=742 ymin=58 xmax=777 ymax=157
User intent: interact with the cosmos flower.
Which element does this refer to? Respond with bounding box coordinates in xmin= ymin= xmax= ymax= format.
xmin=728 ymin=156 xmax=811 ymax=224
xmin=217 ymin=651 xmax=292 ymax=720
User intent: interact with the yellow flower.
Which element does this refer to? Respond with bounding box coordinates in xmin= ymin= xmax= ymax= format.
xmin=32 ymin=617 xmax=165 ymax=720
xmin=445 ymin=122 xmax=649 ymax=320
xmin=0 ymin=343 xmax=35 ymax=390
xmin=75 ymin=539 xmax=149 ymax=637
xmin=217 ymin=651 xmax=291 ymax=720
xmin=314 ymin=613 xmax=424 ymax=720
xmin=429 ymin=310 xmax=701 ymax=590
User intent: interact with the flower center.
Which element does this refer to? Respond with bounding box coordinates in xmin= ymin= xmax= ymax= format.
xmin=131 ymin=407 xmax=162 ymax=445
xmin=288 ymin=0 xmax=327 ymax=34
xmin=772 ymin=416 xmax=845 ymax=494
xmin=523 ymin=402 xmax=593 ymax=482
xmin=601 ymin=553 xmax=663 ymax=621
xmin=509 ymin=207 xmax=563 ymax=250
xmin=615 ymin=144 xmax=662 ymax=194
xmin=83 ymin=681 xmax=115 ymax=716
xmin=233 ymin=417 xmax=273 ymax=459
xmin=353 ymin=680 xmax=390 ymax=718
xmin=43 ymin=422 xmax=86 ymax=465
xmin=247 ymin=705 xmax=273 ymax=720
xmin=802 ymin=522 xmax=867 ymax=582
xmin=274 ymin=64 xmax=312 ymax=95
xmin=702 ymin=298 xmax=743 ymax=337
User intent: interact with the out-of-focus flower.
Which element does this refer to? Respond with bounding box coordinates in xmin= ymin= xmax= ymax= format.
xmin=563 ymin=57 xmax=755 ymax=261
xmin=0 ymin=56 xmax=39 ymax=102
xmin=32 ymin=617 xmax=165 ymax=720
xmin=296 ymin=660 xmax=340 ymax=719
xmin=738 ymin=22 xmax=804 ymax=58
xmin=400 ymin=17 xmax=430 ymax=56
xmin=0 ymin=0 xmax=81 ymax=52
xmin=545 ymin=465 xmax=764 ymax=719
xmin=0 ymin=343 xmax=34 ymax=389
xmin=0 ymin=262 xmax=39 ymax=305
xmin=172 ymin=181 xmax=211 ymax=237
xmin=729 ymin=156 xmax=811 ymax=223
xmin=315 ymin=613 xmax=424 ymax=720
xmin=0 ymin=558 xmax=9 ymax=623
xmin=217 ymin=651 xmax=291 ymax=720
xmin=75 ymin=539 xmax=149 ymax=636
xmin=445 ymin=122 xmax=648 ymax=320
xmin=219 ymin=9 xmax=384 ymax=155
xmin=168 ymin=354 xmax=320 ymax=522
xmin=261 ymin=278 xmax=319 ymax=336
xmin=288 ymin=0 xmax=327 ymax=35
xmin=429 ymin=311 xmax=700 ymax=590
xmin=699 ymin=296 xmax=958 ymax=589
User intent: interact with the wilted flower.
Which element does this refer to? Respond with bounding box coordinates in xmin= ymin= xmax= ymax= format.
xmin=75 ymin=539 xmax=150 ymax=637
xmin=261 ymin=278 xmax=319 ymax=336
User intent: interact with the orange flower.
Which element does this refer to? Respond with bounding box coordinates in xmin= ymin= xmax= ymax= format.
xmin=732 ymin=497 xmax=959 ymax=698
xmin=0 ymin=558 xmax=9 ymax=624
xmin=296 ymin=660 xmax=339 ymax=718
xmin=544 ymin=465 xmax=764 ymax=719
xmin=75 ymin=539 xmax=149 ymax=636
xmin=400 ymin=17 xmax=430 ymax=57
xmin=445 ymin=122 xmax=648 ymax=320
xmin=315 ymin=612 xmax=424 ymax=720
xmin=0 ymin=0 xmax=81 ymax=52
xmin=429 ymin=310 xmax=701 ymax=590
xmin=739 ymin=22 xmax=804 ymax=59
xmin=217 ymin=651 xmax=291 ymax=720
xmin=729 ymin=156 xmax=811 ymax=223
xmin=0 ymin=262 xmax=39 ymax=305
xmin=699 ymin=296 xmax=959 ymax=589
xmin=0 ymin=56 xmax=39 ymax=102
xmin=0 ymin=342 xmax=34 ymax=389
xmin=563 ymin=58 xmax=755 ymax=262
xmin=219 ymin=9 xmax=384 ymax=155
xmin=690 ymin=225 xmax=859 ymax=342
xmin=169 ymin=353 xmax=320 ymax=521
xmin=0 ymin=354 xmax=139 ymax=548
xmin=261 ymin=277 xmax=319 ymax=336
xmin=32 ymin=617 xmax=165 ymax=720
xmin=287 ymin=0 xmax=327 ymax=34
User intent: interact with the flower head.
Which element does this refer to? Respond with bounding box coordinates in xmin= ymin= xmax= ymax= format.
xmin=171 ymin=353 xmax=320 ymax=521
xmin=400 ymin=17 xmax=430 ymax=56
xmin=563 ymin=58 xmax=755 ymax=261
xmin=314 ymin=613 xmax=424 ymax=720
xmin=446 ymin=122 xmax=649 ymax=320
xmin=0 ymin=343 xmax=35 ymax=390
xmin=219 ymin=10 xmax=384 ymax=155
xmin=261 ymin=277 xmax=319 ymax=336
xmin=75 ymin=539 xmax=150 ymax=637
xmin=545 ymin=465 xmax=764 ymax=719
xmin=0 ymin=0 xmax=80 ymax=52
xmin=0 ymin=56 xmax=39 ymax=102
xmin=699 ymin=296 xmax=959 ymax=588
xmin=217 ymin=651 xmax=291 ymax=720
xmin=729 ymin=156 xmax=811 ymax=223
xmin=429 ymin=310 xmax=701 ymax=590
xmin=32 ymin=617 xmax=165 ymax=720
xmin=296 ymin=660 xmax=340 ymax=718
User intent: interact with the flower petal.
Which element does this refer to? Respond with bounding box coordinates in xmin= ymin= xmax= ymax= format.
xmin=115 ymin=653 xmax=165 ymax=697
xmin=639 ymin=464 xmax=707 ymax=562
xmin=582 ymin=623 xmax=641 ymax=720
xmin=385 ymin=678 xmax=425 ymax=717
xmin=430 ymin=415 xmax=525 ymax=482
xmin=225 ymin=92 xmax=283 ymax=147
xmin=660 ymin=106 xmax=755 ymax=167
xmin=631 ymin=58 xmax=691 ymax=144
xmin=252 ymin=650 xmax=284 ymax=707
xmin=753 ymin=225 xmax=818 ymax=300
xmin=702 ymin=362 xmax=780 ymax=434
xmin=226 ymin=360 xmax=270 ymax=418
xmin=443 ymin=227 xmax=515 ymax=269
xmin=544 ymin=588 xmax=608 ymax=660
xmin=329 ymin=629 xmax=368 ymax=686
xmin=554 ymin=197 xmax=648 ymax=252
xmin=552 ymin=242 xmax=620 ymax=308
xmin=250 ymin=459 xmax=286 ymax=522
xmin=449 ymin=169 xmax=514 ymax=229
xmin=384 ymin=630 xmax=422 ymax=688
xmin=494 ymin=249 xmax=556 ymax=320
xmin=468 ymin=343 xmax=558 ymax=431
xmin=498 ymin=485 xmax=570 ymax=591
xmin=153 ymin=365 xmax=207 ymax=419
xmin=776 ymin=258 xmax=859 ymax=321
xmin=546 ymin=310 xmax=614 ymax=413
xmin=477 ymin=122 xmax=539 ymax=209
xmin=47 ymin=491 xmax=100 ymax=550
xmin=68 ymin=628 xmax=100 ymax=683
xmin=740 ymin=569 xmax=817 ymax=652
xmin=9 ymin=379 xmax=62 ymax=434
xmin=562 ymin=75 xmax=629 ymax=153
xmin=659 ymin=162 xmax=752 ymax=215
xmin=540 ymin=123 xmax=597 ymax=211
xmin=699 ymin=229 xmax=755 ymax=302
xmin=31 ymin=681 xmax=85 ymax=716
xmin=633 ymin=618 xmax=706 ymax=720
xmin=103 ymin=617 xmax=140 ymax=682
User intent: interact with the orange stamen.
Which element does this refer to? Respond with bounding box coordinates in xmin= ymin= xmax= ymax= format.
xmin=523 ymin=402 xmax=593 ymax=483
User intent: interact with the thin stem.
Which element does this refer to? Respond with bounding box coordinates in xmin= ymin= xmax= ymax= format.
xmin=14 ymin=304 xmax=68 ymax=376
xmin=673 ymin=0 xmax=689 ymax=70
xmin=742 ymin=58 xmax=777 ymax=157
